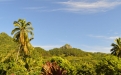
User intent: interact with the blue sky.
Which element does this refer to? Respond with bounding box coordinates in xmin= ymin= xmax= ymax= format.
xmin=0 ymin=0 xmax=121 ymax=53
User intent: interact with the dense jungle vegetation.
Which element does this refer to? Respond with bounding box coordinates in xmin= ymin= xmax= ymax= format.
xmin=0 ymin=19 xmax=121 ymax=75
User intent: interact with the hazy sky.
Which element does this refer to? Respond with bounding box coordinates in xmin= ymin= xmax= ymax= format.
xmin=0 ymin=0 xmax=121 ymax=53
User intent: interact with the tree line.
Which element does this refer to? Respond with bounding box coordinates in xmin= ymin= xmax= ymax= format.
xmin=0 ymin=19 xmax=121 ymax=75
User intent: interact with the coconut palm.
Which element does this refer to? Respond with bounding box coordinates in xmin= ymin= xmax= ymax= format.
xmin=111 ymin=38 xmax=121 ymax=58
xmin=11 ymin=19 xmax=34 ymax=56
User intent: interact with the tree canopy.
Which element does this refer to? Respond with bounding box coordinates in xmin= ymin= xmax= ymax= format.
xmin=11 ymin=19 xmax=34 ymax=56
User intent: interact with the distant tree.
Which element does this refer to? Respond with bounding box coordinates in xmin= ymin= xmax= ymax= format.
xmin=111 ymin=38 xmax=121 ymax=58
xmin=11 ymin=19 xmax=34 ymax=56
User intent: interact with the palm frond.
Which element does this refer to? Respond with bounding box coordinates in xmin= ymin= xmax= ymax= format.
xmin=26 ymin=30 xmax=34 ymax=36
xmin=26 ymin=30 xmax=34 ymax=41
xmin=26 ymin=26 xmax=33 ymax=30
xmin=115 ymin=38 xmax=121 ymax=48
xmin=13 ymin=21 xmax=21 ymax=28
xmin=111 ymin=43 xmax=116 ymax=46
xmin=22 ymin=19 xmax=26 ymax=24
xmin=12 ymin=19 xmax=34 ymax=56
xmin=13 ymin=31 xmax=20 ymax=42
xmin=18 ymin=19 xmax=23 ymax=23
xmin=29 ymin=38 xmax=34 ymax=41
xmin=28 ymin=31 xmax=34 ymax=41
xmin=26 ymin=22 xmax=31 ymax=26
xmin=111 ymin=38 xmax=121 ymax=58
xmin=18 ymin=19 xmax=26 ymax=27
xmin=11 ymin=28 xmax=20 ymax=35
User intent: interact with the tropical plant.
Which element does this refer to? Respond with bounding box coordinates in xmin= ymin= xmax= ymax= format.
xmin=11 ymin=19 xmax=34 ymax=56
xmin=50 ymin=57 xmax=76 ymax=75
xmin=41 ymin=61 xmax=67 ymax=75
xmin=111 ymin=38 xmax=121 ymax=58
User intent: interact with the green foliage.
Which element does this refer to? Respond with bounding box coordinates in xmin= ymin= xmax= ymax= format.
xmin=11 ymin=19 xmax=34 ymax=56
xmin=75 ymin=63 xmax=96 ymax=75
xmin=95 ymin=55 xmax=121 ymax=75
xmin=50 ymin=57 xmax=76 ymax=75
xmin=0 ymin=53 xmax=43 ymax=75
xmin=0 ymin=31 xmax=121 ymax=75
xmin=0 ymin=32 xmax=17 ymax=51
xmin=33 ymin=47 xmax=51 ymax=57
xmin=0 ymin=32 xmax=18 ymax=63
xmin=111 ymin=38 xmax=121 ymax=58
xmin=49 ymin=45 xmax=89 ymax=57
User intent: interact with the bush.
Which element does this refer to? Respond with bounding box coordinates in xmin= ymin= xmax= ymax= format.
xmin=95 ymin=55 xmax=121 ymax=75
xmin=50 ymin=57 xmax=76 ymax=75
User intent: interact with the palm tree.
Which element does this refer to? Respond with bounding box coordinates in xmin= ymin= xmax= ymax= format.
xmin=11 ymin=19 xmax=34 ymax=56
xmin=111 ymin=38 xmax=121 ymax=58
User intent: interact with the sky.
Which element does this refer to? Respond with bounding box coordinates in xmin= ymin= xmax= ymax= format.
xmin=0 ymin=0 xmax=121 ymax=53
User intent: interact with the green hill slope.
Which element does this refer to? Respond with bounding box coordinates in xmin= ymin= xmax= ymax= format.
xmin=0 ymin=32 xmax=108 ymax=58
xmin=49 ymin=44 xmax=91 ymax=57
xmin=0 ymin=32 xmax=17 ymax=52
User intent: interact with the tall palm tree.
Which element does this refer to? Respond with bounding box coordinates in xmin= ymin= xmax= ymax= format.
xmin=11 ymin=19 xmax=34 ymax=56
xmin=111 ymin=38 xmax=121 ymax=58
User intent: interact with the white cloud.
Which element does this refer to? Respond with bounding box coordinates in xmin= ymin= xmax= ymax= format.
xmin=88 ymin=35 xmax=106 ymax=38
xmin=57 ymin=0 xmax=121 ymax=13
xmin=22 ymin=7 xmax=53 ymax=12
xmin=81 ymin=45 xmax=111 ymax=53
xmin=23 ymin=7 xmax=45 ymax=10
xmin=108 ymin=36 xmax=119 ymax=40
xmin=34 ymin=45 xmax=62 ymax=50
xmin=88 ymin=34 xmax=119 ymax=40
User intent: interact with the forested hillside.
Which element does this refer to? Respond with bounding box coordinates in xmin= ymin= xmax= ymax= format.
xmin=0 ymin=32 xmax=108 ymax=59
xmin=0 ymin=32 xmax=17 ymax=51
xmin=0 ymin=19 xmax=121 ymax=75
xmin=0 ymin=32 xmax=120 ymax=75
xmin=0 ymin=32 xmax=18 ymax=63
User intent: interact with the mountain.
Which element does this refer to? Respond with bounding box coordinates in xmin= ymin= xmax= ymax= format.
xmin=0 ymin=32 xmax=108 ymax=58
xmin=60 ymin=44 xmax=72 ymax=49
xmin=49 ymin=44 xmax=88 ymax=56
